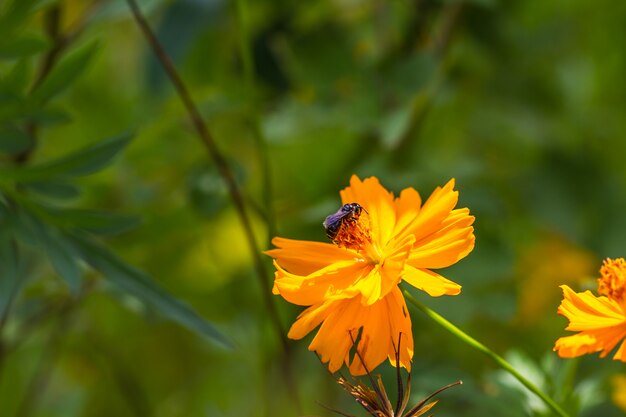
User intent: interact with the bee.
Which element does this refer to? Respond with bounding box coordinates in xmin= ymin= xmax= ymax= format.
xmin=323 ymin=203 xmax=365 ymax=241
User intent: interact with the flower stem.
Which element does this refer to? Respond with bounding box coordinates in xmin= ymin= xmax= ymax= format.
xmin=403 ymin=291 xmax=571 ymax=417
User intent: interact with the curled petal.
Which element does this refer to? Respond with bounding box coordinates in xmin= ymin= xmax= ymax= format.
xmin=402 ymin=265 xmax=461 ymax=297
xmin=554 ymin=285 xmax=626 ymax=361
xmin=557 ymin=285 xmax=626 ymax=331
xmin=398 ymin=179 xmax=459 ymax=243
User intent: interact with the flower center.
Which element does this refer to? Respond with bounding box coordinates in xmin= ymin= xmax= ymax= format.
xmin=597 ymin=258 xmax=626 ymax=304
xmin=332 ymin=212 xmax=372 ymax=253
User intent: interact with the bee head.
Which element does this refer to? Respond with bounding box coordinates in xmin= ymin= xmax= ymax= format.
xmin=341 ymin=203 xmax=361 ymax=214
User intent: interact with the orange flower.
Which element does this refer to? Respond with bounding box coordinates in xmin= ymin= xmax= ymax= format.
xmin=554 ymin=258 xmax=626 ymax=361
xmin=267 ymin=176 xmax=475 ymax=375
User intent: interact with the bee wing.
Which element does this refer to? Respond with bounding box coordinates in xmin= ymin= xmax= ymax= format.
xmin=323 ymin=211 xmax=348 ymax=228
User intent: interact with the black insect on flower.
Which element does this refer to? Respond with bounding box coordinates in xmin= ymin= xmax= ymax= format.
xmin=323 ymin=203 xmax=365 ymax=241
xmin=320 ymin=332 xmax=462 ymax=417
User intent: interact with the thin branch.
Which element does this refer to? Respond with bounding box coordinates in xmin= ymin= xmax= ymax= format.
xmin=124 ymin=0 xmax=293 ymax=387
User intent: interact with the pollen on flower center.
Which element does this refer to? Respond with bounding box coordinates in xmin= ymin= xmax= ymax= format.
xmin=332 ymin=213 xmax=372 ymax=252
xmin=597 ymin=258 xmax=626 ymax=304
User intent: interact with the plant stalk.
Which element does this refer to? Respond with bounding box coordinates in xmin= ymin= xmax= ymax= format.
xmin=403 ymin=290 xmax=570 ymax=417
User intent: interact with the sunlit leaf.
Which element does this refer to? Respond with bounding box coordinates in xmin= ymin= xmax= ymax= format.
xmin=69 ymin=234 xmax=234 ymax=349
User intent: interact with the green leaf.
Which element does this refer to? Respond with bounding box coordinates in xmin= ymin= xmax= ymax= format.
xmin=0 ymin=222 xmax=20 ymax=318
xmin=0 ymin=0 xmax=50 ymax=38
xmin=0 ymin=98 xmax=70 ymax=126
xmin=69 ymin=234 xmax=234 ymax=349
xmin=0 ymin=126 xmax=34 ymax=154
xmin=21 ymin=180 xmax=81 ymax=200
xmin=0 ymin=132 xmax=133 ymax=181
xmin=40 ymin=206 xmax=140 ymax=236
xmin=30 ymin=41 xmax=99 ymax=104
xmin=0 ymin=33 xmax=49 ymax=59
xmin=1 ymin=58 xmax=34 ymax=96
xmin=40 ymin=227 xmax=81 ymax=293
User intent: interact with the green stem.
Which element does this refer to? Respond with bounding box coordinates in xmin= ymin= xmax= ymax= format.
xmin=403 ymin=291 xmax=570 ymax=417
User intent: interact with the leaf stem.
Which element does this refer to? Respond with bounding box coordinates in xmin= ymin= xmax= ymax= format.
xmin=403 ymin=291 xmax=570 ymax=417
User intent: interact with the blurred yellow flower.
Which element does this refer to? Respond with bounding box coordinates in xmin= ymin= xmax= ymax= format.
xmin=516 ymin=234 xmax=595 ymax=326
xmin=267 ymin=175 xmax=475 ymax=375
xmin=612 ymin=374 xmax=626 ymax=412
xmin=554 ymin=258 xmax=626 ymax=361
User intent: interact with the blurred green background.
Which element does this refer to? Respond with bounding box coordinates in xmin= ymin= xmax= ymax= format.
xmin=1 ymin=0 xmax=626 ymax=416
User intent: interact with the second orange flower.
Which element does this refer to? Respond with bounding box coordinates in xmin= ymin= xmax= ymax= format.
xmin=267 ymin=175 xmax=475 ymax=375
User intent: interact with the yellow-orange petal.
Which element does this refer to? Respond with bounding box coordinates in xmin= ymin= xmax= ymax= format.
xmin=304 ymin=288 xmax=413 ymax=376
xmin=386 ymin=286 xmax=414 ymax=368
xmin=273 ymin=260 xmax=371 ymax=306
xmin=398 ymin=179 xmax=459 ymax=243
xmin=308 ymin=297 xmax=365 ymax=373
xmin=402 ymin=265 xmax=462 ymax=296
xmin=554 ymin=285 xmax=626 ymax=361
xmin=407 ymin=224 xmax=475 ymax=269
xmin=557 ymin=285 xmax=626 ymax=331
xmin=377 ymin=234 xmax=415 ymax=302
xmin=266 ymin=237 xmax=359 ymax=275
xmin=554 ymin=326 xmax=626 ymax=360
xmin=288 ymin=301 xmax=335 ymax=339
xmin=393 ymin=187 xmax=422 ymax=238
xmin=349 ymin=286 xmax=413 ymax=375
xmin=340 ymin=175 xmax=396 ymax=247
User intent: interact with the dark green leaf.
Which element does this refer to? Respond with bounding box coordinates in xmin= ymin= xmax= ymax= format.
xmin=0 ymin=224 xmax=20 ymax=318
xmin=0 ymin=0 xmax=49 ymax=37
xmin=21 ymin=181 xmax=81 ymax=199
xmin=0 ymin=132 xmax=133 ymax=181
xmin=30 ymin=41 xmax=99 ymax=104
xmin=0 ymin=97 xmax=69 ymax=126
xmin=0 ymin=126 xmax=34 ymax=154
xmin=69 ymin=234 xmax=234 ymax=349
xmin=41 ymin=206 xmax=140 ymax=236
xmin=2 ymin=199 xmax=43 ymax=246
xmin=0 ymin=33 xmax=49 ymax=59
xmin=40 ymin=227 xmax=81 ymax=293
xmin=1 ymin=59 xmax=33 ymax=95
